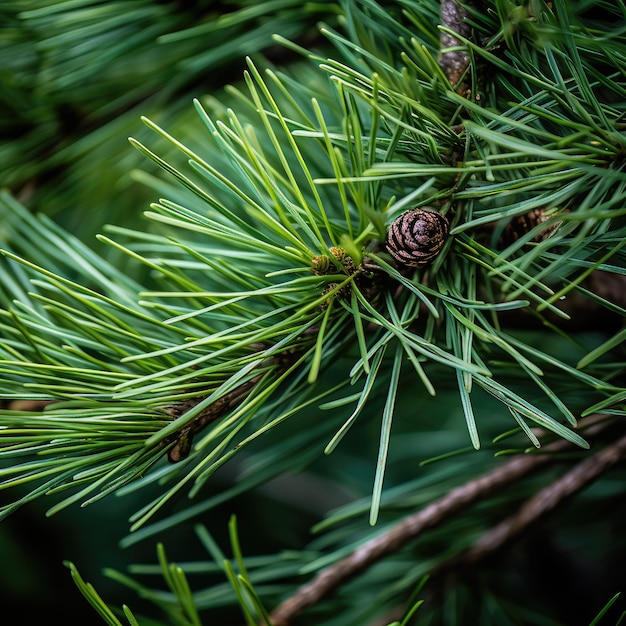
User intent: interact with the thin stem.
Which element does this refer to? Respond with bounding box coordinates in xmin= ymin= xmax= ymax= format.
xmin=439 ymin=0 xmax=472 ymax=89
xmin=268 ymin=414 xmax=614 ymax=626
xmin=442 ymin=431 xmax=626 ymax=570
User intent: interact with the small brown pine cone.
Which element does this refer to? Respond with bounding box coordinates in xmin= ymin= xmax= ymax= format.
xmin=498 ymin=208 xmax=562 ymax=248
xmin=385 ymin=208 xmax=449 ymax=269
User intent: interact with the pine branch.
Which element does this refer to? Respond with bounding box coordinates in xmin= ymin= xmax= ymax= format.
xmin=268 ymin=414 xmax=615 ymax=626
xmin=165 ymin=372 xmax=264 ymax=463
xmin=2 ymin=2 xmax=626 ymax=623
xmin=433 ymin=430 xmax=626 ymax=574
xmin=2 ymin=0 xmax=626 ymax=533
xmin=438 ymin=0 xmax=472 ymax=90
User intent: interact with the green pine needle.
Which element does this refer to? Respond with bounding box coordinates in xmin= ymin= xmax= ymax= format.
xmin=1 ymin=0 xmax=624 ymax=558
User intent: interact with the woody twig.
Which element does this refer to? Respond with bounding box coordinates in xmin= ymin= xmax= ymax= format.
xmin=165 ymin=373 xmax=264 ymax=463
xmin=439 ymin=0 xmax=472 ymax=91
xmin=433 ymin=429 xmax=626 ymax=574
xmin=164 ymin=340 xmax=311 ymax=463
xmin=268 ymin=414 xmax=617 ymax=626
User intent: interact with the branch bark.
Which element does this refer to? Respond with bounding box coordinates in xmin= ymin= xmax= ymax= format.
xmin=431 ymin=429 xmax=626 ymax=577
xmin=165 ymin=373 xmax=264 ymax=463
xmin=439 ymin=0 xmax=472 ymax=90
xmin=268 ymin=415 xmax=617 ymax=626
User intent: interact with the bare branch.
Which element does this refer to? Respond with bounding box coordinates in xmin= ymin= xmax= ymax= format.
xmin=269 ymin=415 xmax=613 ymax=625
xmin=165 ymin=373 xmax=264 ymax=463
xmin=439 ymin=430 xmax=626 ymax=571
xmin=439 ymin=0 xmax=472 ymax=90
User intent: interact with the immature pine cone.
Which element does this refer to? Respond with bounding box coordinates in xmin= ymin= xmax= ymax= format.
xmin=385 ymin=208 xmax=449 ymax=269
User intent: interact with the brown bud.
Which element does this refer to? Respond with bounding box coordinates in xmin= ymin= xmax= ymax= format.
xmin=385 ymin=208 xmax=449 ymax=268
xmin=311 ymin=246 xmax=355 ymax=276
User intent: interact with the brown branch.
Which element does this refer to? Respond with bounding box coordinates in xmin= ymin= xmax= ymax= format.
xmin=165 ymin=341 xmax=313 ymax=462
xmin=1 ymin=399 xmax=56 ymax=412
xmin=268 ymin=415 xmax=614 ymax=626
xmin=368 ymin=430 xmax=626 ymax=626
xmin=434 ymin=430 xmax=626 ymax=574
xmin=439 ymin=0 xmax=472 ymax=90
xmin=165 ymin=373 xmax=264 ymax=463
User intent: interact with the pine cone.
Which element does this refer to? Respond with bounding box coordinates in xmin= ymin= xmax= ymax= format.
xmin=385 ymin=208 xmax=449 ymax=269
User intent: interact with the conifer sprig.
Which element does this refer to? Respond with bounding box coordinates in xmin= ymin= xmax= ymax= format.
xmin=2 ymin=0 xmax=625 ymax=533
xmin=1 ymin=1 xmax=625 ymax=624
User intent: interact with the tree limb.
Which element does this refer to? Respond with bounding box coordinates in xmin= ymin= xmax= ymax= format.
xmin=437 ymin=430 xmax=626 ymax=573
xmin=268 ymin=415 xmax=615 ymax=626
xmin=439 ymin=0 xmax=472 ymax=90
